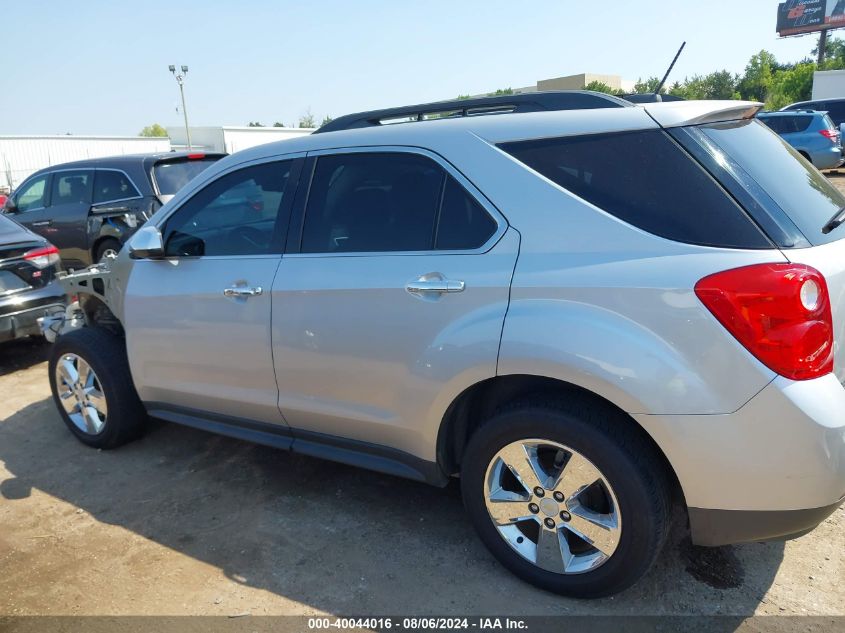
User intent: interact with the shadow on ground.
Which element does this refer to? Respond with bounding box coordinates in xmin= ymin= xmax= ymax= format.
xmin=0 ymin=386 xmax=786 ymax=616
xmin=0 ymin=337 xmax=49 ymax=378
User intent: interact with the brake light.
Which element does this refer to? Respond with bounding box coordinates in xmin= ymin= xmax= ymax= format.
xmin=23 ymin=244 xmax=60 ymax=269
xmin=695 ymin=263 xmax=833 ymax=381
xmin=187 ymin=153 xmax=206 ymax=159
xmin=820 ymin=129 xmax=839 ymax=142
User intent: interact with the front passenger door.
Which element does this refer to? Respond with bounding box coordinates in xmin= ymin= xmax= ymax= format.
xmin=124 ymin=157 xmax=301 ymax=427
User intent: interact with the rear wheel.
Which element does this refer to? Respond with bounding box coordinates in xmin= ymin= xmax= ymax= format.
xmin=460 ymin=397 xmax=672 ymax=598
xmin=49 ymin=328 xmax=146 ymax=448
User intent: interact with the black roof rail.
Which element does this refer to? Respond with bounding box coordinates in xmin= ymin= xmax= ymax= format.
xmin=315 ymin=91 xmax=632 ymax=134
xmin=621 ymin=93 xmax=686 ymax=104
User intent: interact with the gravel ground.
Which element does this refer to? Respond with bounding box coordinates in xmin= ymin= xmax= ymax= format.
xmin=1 ymin=179 xmax=844 ymax=617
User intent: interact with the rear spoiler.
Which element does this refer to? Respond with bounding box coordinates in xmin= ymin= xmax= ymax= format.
xmin=644 ymin=101 xmax=764 ymax=128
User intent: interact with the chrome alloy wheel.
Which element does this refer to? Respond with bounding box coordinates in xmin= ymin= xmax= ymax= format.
xmin=484 ymin=439 xmax=622 ymax=574
xmin=55 ymin=353 xmax=108 ymax=435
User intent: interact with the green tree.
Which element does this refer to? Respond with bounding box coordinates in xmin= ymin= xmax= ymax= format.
xmin=488 ymin=87 xmax=514 ymax=96
xmin=634 ymin=77 xmax=664 ymax=94
xmin=456 ymin=94 xmax=471 ymax=100
xmin=737 ymin=50 xmax=777 ymax=102
xmin=273 ymin=121 xmax=286 ymax=127
xmin=320 ymin=115 xmax=334 ymax=127
xmin=671 ymin=71 xmax=738 ymax=100
xmin=139 ymin=123 xmax=167 ymax=137
xmin=584 ymin=80 xmax=624 ymax=96
xmin=298 ymin=108 xmax=316 ymax=128
xmin=768 ymin=62 xmax=816 ymax=109
xmin=247 ymin=121 xmax=265 ymax=127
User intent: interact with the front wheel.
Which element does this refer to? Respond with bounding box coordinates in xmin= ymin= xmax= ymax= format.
xmin=49 ymin=328 xmax=146 ymax=449
xmin=460 ymin=397 xmax=672 ymax=598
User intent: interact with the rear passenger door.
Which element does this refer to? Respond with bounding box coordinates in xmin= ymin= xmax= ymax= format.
xmin=42 ymin=169 xmax=94 ymax=268
xmin=271 ymin=148 xmax=519 ymax=457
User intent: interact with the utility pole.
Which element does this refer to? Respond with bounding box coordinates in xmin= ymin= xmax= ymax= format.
xmin=168 ymin=65 xmax=192 ymax=150
xmin=819 ymin=29 xmax=828 ymax=66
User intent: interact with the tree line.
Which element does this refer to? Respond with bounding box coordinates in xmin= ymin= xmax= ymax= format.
xmin=583 ymin=38 xmax=845 ymax=110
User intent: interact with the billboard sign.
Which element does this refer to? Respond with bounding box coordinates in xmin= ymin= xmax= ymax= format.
xmin=777 ymin=0 xmax=845 ymax=36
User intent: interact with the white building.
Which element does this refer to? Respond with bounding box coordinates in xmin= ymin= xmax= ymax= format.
xmin=812 ymin=69 xmax=845 ymax=100
xmin=0 ymin=135 xmax=171 ymax=190
xmin=166 ymin=126 xmax=314 ymax=155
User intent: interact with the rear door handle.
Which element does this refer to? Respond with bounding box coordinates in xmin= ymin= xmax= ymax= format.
xmin=406 ymin=275 xmax=465 ymax=295
xmin=223 ymin=286 xmax=263 ymax=298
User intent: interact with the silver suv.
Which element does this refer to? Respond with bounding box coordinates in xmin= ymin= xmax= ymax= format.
xmin=44 ymin=93 xmax=845 ymax=598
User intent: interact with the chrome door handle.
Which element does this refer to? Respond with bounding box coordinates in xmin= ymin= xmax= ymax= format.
xmin=406 ymin=278 xmax=465 ymax=295
xmin=32 ymin=220 xmax=52 ymax=227
xmin=223 ymin=286 xmax=263 ymax=297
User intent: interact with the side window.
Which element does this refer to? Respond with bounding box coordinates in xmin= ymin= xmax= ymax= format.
xmin=499 ymin=129 xmax=770 ymax=249
xmin=93 ymin=170 xmax=141 ymax=204
xmin=163 ymin=160 xmax=291 ymax=257
xmin=436 ymin=176 xmax=497 ymax=250
xmin=301 ymin=153 xmax=443 ymax=253
xmin=50 ymin=170 xmax=92 ymax=205
xmin=824 ymin=102 xmax=845 ymax=126
xmin=15 ymin=175 xmax=48 ymax=212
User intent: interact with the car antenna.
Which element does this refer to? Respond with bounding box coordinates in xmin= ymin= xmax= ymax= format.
xmin=653 ymin=41 xmax=686 ymax=101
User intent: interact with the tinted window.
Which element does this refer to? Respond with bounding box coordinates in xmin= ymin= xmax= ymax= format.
xmin=15 ymin=175 xmax=48 ymax=212
xmin=822 ymin=101 xmax=845 ymax=125
xmin=50 ymin=170 xmax=92 ymax=205
xmin=759 ymin=115 xmax=812 ymax=134
xmin=154 ymin=158 xmax=220 ymax=196
xmin=499 ymin=130 xmax=769 ymax=248
xmin=436 ymin=176 xmax=497 ymax=249
xmin=163 ymin=161 xmax=291 ymax=257
xmin=699 ymin=119 xmax=845 ymax=245
xmin=93 ymin=170 xmax=141 ymax=204
xmin=301 ymin=153 xmax=443 ymax=253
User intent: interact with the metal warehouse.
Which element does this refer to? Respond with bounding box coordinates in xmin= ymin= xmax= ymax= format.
xmin=0 ymin=135 xmax=171 ymax=190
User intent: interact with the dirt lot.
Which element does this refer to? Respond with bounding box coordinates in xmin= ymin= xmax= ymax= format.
xmin=2 ymin=179 xmax=845 ymax=617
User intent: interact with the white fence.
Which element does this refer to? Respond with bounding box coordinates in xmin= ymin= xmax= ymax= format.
xmin=0 ymin=136 xmax=172 ymax=190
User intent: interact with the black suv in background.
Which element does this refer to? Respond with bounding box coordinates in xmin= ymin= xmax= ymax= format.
xmin=2 ymin=152 xmax=225 ymax=269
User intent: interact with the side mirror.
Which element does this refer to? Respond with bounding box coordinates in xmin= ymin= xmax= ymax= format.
xmin=2 ymin=199 xmax=17 ymax=214
xmin=128 ymin=225 xmax=165 ymax=260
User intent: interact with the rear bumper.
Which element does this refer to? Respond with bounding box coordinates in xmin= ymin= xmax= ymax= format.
xmin=689 ymin=499 xmax=844 ymax=546
xmin=0 ymin=282 xmax=66 ymax=343
xmin=634 ymin=374 xmax=845 ymax=546
xmin=811 ymin=146 xmax=844 ymax=169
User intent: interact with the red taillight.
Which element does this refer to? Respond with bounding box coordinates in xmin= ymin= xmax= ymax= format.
xmin=187 ymin=153 xmax=206 ymax=159
xmin=695 ymin=263 xmax=833 ymax=381
xmin=820 ymin=129 xmax=839 ymax=142
xmin=23 ymin=244 xmax=60 ymax=269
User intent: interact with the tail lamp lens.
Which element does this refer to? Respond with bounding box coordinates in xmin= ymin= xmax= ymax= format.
xmin=695 ymin=263 xmax=833 ymax=381
xmin=23 ymin=244 xmax=60 ymax=269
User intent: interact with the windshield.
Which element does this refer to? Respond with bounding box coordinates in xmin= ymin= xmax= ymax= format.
xmin=698 ymin=119 xmax=845 ymax=246
xmin=153 ymin=158 xmax=220 ymax=197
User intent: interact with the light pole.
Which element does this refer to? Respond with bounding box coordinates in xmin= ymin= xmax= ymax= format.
xmin=168 ymin=64 xmax=192 ymax=150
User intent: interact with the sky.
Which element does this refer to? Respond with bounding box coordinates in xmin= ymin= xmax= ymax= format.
xmin=0 ymin=0 xmax=829 ymax=136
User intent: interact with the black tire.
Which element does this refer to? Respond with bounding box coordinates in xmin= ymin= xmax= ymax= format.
xmin=48 ymin=328 xmax=146 ymax=449
xmin=94 ymin=238 xmax=121 ymax=263
xmin=460 ymin=396 xmax=672 ymax=598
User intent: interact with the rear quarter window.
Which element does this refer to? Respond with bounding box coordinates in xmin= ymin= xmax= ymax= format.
xmin=498 ymin=129 xmax=771 ymax=249
xmin=696 ymin=119 xmax=845 ymax=246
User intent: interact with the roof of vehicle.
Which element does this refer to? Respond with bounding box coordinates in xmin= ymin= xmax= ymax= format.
xmin=316 ymin=91 xmax=632 ymax=134
xmin=27 ymin=151 xmax=227 ymax=173
xmin=758 ymin=110 xmax=826 ymax=116
xmin=785 ymin=97 xmax=845 ymax=106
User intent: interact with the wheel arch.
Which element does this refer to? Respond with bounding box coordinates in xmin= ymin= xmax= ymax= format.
xmin=436 ymin=373 xmax=686 ymax=507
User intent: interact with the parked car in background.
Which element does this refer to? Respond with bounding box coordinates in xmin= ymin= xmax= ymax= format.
xmin=0 ymin=214 xmax=65 ymax=344
xmin=2 ymin=151 xmax=225 ymax=269
xmin=756 ymin=110 xmax=843 ymax=169
xmin=43 ymin=93 xmax=845 ymax=598
xmin=782 ymin=97 xmax=845 ymax=134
